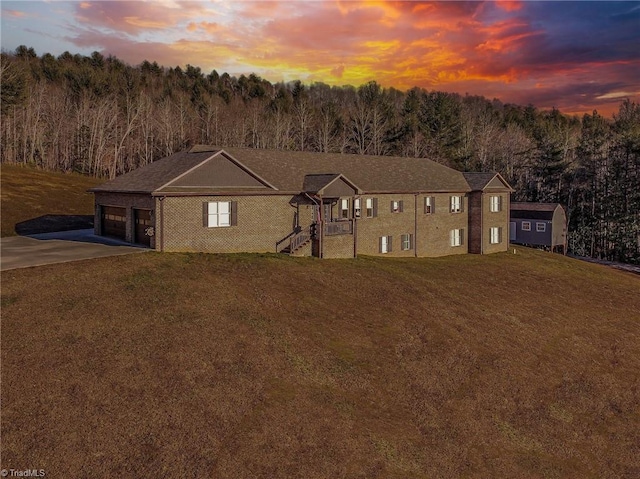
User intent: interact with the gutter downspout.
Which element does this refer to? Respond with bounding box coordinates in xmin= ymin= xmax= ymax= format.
xmin=414 ymin=194 xmax=418 ymax=257
xmin=158 ymin=196 xmax=165 ymax=252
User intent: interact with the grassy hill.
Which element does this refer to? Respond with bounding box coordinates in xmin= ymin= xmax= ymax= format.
xmin=2 ymin=249 xmax=638 ymax=477
xmin=0 ymin=164 xmax=101 ymax=236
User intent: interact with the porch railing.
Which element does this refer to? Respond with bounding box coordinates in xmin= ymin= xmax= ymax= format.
xmin=324 ymin=219 xmax=353 ymax=236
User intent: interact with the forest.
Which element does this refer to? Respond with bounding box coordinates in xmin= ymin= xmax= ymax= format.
xmin=1 ymin=46 xmax=639 ymax=264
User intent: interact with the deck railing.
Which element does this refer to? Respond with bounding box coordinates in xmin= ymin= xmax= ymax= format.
xmin=324 ymin=219 xmax=353 ymax=236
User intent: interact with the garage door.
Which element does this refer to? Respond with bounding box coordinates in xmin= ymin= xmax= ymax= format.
xmin=101 ymin=206 xmax=126 ymax=240
xmin=134 ymin=209 xmax=152 ymax=247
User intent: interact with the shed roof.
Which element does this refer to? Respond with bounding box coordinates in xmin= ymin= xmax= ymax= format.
xmin=510 ymin=202 xmax=563 ymax=220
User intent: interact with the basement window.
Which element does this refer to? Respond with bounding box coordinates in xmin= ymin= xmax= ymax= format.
xmin=380 ymin=235 xmax=392 ymax=254
xmin=490 ymin=227 xmax=502 ymax=244
xmin=450 ymin=228 xmax=464 ymax=247
xmin=401 ymin=234 xmax=413 ymax=251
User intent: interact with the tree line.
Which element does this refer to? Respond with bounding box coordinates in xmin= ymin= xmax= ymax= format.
xmin=1 ymin=46 xmax=638 ymax=264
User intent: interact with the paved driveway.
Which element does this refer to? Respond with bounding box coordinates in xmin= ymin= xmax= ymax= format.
xmin=1 ymin=229 xmax=148 ymax=271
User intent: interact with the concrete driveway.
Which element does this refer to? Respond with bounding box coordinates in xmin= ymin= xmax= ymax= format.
xmin=1 ymin=229 xmax=148 ymax=271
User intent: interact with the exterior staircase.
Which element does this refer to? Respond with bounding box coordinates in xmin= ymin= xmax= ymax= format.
xmin=278 ymin=225 xmax=313 ymax=255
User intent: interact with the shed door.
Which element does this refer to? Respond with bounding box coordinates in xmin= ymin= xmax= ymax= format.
xmin=510 ymin=222 xmax=516 ymax=242
xmin=101 ymin=206 xmax=126 ymax=240
xmin=134 ymin=209 xmax=152 ymax=246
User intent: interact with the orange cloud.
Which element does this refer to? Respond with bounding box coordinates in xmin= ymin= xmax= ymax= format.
xmin=187 ymin=21 xmax=222 ymax=35
xmin=495 ymin=1 xmax=524 ymax=12
xmin=3 ymin=9 xmax=26 ymax=18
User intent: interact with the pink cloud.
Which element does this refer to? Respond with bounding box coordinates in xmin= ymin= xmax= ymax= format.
xmin=3 ymin=9 xmax=27 ymax=18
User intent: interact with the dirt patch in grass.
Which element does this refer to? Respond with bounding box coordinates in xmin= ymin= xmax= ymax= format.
xmin=1 ymin=249 xmax=639 ymax=477
xmin=0 ymin=164 xmax=101 ymax=236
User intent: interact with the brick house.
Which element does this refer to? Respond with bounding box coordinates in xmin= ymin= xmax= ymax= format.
xmin=90 ymin=146 xmax=513 ymax=258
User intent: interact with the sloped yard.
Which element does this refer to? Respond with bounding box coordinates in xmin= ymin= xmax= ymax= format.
xmin=1 ymin=248 xmax=639 ymax=477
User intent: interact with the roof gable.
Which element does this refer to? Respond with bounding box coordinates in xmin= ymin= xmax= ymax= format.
xmin=158 ymin=150 xmax=275 ymax=192
xmin=303 ymin=173 xmax=362 ymax=196
xmin=90 ymin=150 xmax=220 ymax=194
xmin=463 ymin=172 xmax=513 ymax=191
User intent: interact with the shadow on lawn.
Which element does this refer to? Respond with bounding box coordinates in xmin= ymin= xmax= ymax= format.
xmin=15 ymin=214 xmax=94 ymax=235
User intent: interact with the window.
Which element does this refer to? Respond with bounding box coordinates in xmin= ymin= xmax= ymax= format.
xmin=536 ymin=222 xmax=546 ymax=232
xmin=424 ymin=196 xmax=435 ymax=214
xmin=522 ymin=221 xmax=531 ymax=231
xmin=450 ymin=228 xmax=464 ymax=247
xmin=366 ymin=198 xmax=378 ymax=218
xmin=450 ymin=195 xmax=462 ymax=213
xmin=340 ymin=199 xmax=350 ymax=219
xmin=391 ymin=200 xmax=403 ymax=213
xmin=490 ymin=195 xmax=502 ymax=212
xmin=380 ymin=235 xmax=392 ymax=254
xmin=354 ymin=198 xmax=361 ymax=218
xmin=490 ymin=227 xmax=502 ymax=244
xmin=208 ymin=201 xmax=231 ymax=227
xmin=207 ymin=201 xmax=236 ymax=227
xmin=401 ymin=234 xmax=413 ymax=251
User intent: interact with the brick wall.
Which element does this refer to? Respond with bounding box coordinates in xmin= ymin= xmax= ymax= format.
xmin=481 ymin=192 xmax=510 ymax=254
xmin=157 ymin=195 xmax=298 ymax=253
xmin=416 ymin=193 xmax=469 ymax=257
xmin=355 ymin=193 xmax=468 ymax=257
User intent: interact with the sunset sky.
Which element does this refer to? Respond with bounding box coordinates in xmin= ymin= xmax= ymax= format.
xmin=2 ymin=1 xmax=639 ymax=116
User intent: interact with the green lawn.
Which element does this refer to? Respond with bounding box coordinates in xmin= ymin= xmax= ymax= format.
xmin=2 ymin=248 xmax=638 ymax=477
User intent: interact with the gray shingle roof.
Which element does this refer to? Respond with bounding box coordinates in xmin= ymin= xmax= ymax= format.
xmin=302 ymin=174 xmax=341 ymax=194
xmin=90 ymin=150 xmax=220 ymax=193
xmin=463 ymin=172 xmax=498 ymax=191
xmin=92 ymin=146 xmax=472 ymax=194
xmin=224 ymin=147 xmax=470 ymax=193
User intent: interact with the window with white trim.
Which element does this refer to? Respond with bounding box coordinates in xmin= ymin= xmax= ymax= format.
xmin=380 ymin=235 xmax=392 ymax=254
xmin=354 ymin=198 xmax=361 ymax=218
xmin=208 ymin=201 xmax=231 ymax=227
xmin=450 ymin=228 xmax=463 ymax=247
xmin=490 ymin=226 xmax=502 ymax=244
xmin=522 ymin=221 xmax=531 ymax=231
xmin=391 ymin=200 xmax=403 ymax=213
xmin=340 ymin=199 xmax=350 ymax=219
xmin=536 ymin=222 xmax=546 ymax=232
xmin=450 ymin=195 xmax=462 ymax=213
xmin=401 ymin=234 xmax=413 ymax=251
xmin=366 ymin=198 xmax=377 ymax=218
xmin=490 ymin=195 xmax=501 ymax=212
xmin=424 ymin=196 xmax=435 ymax=214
